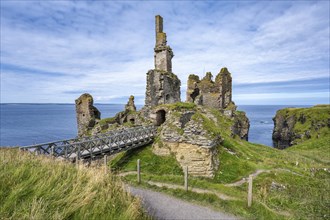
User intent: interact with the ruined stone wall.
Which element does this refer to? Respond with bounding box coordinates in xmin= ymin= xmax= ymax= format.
xmin=186 ymin=67 xmax=234 ymax=110
xmin=216 ymin=67 xmax=233 ymax=109
xmin=145 ymin=70 xmax=181 ymax=107
xmin=75 ymin=93 xmax=100 ymax=137
xmin=154 ymin=47 xmax=173 ymax=72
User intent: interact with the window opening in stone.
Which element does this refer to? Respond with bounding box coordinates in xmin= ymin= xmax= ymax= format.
xmin=129 ymin=118 xmax=135 ymax=124
xmin=165 ymin=94 xmax=170 ymax=101
xmin=155 ymin=110 xmax=166 ymax=126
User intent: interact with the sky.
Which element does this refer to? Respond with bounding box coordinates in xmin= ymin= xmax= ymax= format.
xmin=0 ymin=1 xmax=329 ymax=105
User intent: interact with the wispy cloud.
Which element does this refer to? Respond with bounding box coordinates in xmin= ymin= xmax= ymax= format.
xmin=1 ymin=1 xmax=329 ymax=104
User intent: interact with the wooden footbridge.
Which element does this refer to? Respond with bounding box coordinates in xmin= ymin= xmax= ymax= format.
xmin=20 ymin=125 xmax=157 ymax=161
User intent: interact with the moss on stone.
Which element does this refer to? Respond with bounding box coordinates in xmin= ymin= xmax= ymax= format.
xmin=98 ymin=117 xmax=117 ymax=127
xmin=159 ymin=102 xmax=196 ymax=111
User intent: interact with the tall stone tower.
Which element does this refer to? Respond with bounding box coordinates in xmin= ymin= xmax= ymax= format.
xmin=154 ymin=15 xmax=173 ymax=72
xmin=145 ymin=15 xmax=181 ymax=107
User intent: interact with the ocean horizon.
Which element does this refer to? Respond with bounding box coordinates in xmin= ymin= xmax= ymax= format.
xmin=0 ymin=103 xmax=311 ymax=147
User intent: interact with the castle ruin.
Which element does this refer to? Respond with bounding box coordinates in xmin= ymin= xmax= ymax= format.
xmin=186 ymin=67 xmax=235 ymax=111
xmin=145 ymin=15 xmax=181 ymax=107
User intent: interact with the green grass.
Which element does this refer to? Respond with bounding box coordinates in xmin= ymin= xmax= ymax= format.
xmin=158 ymin=102 xmax=196 ymax=111
xmin=98 ymin=117 xmax=117 ymax=127
xmin=111 ymin=145 xmax=183 ymax=176
xmin=0 ymin=148 xmax=149 ymax=220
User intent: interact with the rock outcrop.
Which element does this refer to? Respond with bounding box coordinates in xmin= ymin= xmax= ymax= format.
xmin=272 ymin=105 xmax=330 ymax=149
xmin=75 ymin=93 xmax=101 ymax=137
xmin=231 ymin=111 xmax=250 ymax=141
xmin=152 ymin=105 xmax=221 ymax=177
xmin=186 ymin=67 xmax=235 ymax=110
xmin=145 ymin=15 xmax=181 ymax=107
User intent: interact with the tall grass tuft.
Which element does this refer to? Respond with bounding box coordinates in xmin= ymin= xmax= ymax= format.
xmin=0 ymin=148 xmax=149 ymax=220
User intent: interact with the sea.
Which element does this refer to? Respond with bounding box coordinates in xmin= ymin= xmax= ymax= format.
xmin=0 ymin=104 xmax=310 ymax=147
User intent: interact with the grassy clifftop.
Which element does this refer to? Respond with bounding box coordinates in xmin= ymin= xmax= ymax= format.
xmin=0 ymin=148 xmax=148 ymax=220
xmin=273 ymin=105 xmax=330 ymax=148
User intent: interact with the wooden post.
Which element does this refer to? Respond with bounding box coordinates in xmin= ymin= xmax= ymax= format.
xmin=104 ymin=155 xmax=108 ymax=174
xmin=184 ymin=166 xmax=188 ymax=191
xmin=248 ymin=174 xmax=253 ymax=207
xmin=137 ymin=159 xmax=141 ymax=184
xmin=76 ymin=153 xmax=79 ymax=168
xmin=51 ymin=146 xmax=55 ymax=158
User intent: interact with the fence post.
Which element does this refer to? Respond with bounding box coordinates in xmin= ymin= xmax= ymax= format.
xmin=248 ymin=174 xmax=253 ymax=207
xmin=184 ymin=166 xmax=188 ymax=191
xmin=137 ymin=159 xmax=141 ymax=184
xmin=104 ymin=155 xmax=108 ymax=174
xmin=51 ymin=146 xmax=55 ymax=159
xmin=76 ymin=153 xmax=79 ymax=168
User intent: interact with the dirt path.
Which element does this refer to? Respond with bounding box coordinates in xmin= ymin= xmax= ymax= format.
xmin=118 ymin=171 xmax=236 ymax=200
xmin=146 ymin=180 xmax=236 ymax=200
xmin=127 ymin=186 xmax=239 ymax=220
xmin=224 ymin=168 xmax=303 ymax=187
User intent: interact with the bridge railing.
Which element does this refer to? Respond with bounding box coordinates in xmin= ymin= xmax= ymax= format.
xmin=20 ymin=125 xmax=157 ymax=160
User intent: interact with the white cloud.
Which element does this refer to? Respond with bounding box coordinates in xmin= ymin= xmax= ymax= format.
xmin=1 ymin=1 xmax=329 ymax=104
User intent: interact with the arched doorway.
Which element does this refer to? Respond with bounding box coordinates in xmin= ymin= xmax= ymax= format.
xmin=155 ymin=110 xmax=166 ymax=126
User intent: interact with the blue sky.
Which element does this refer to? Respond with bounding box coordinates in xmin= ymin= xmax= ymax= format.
xmin=1 ymin=1 xmax=329 ymax=105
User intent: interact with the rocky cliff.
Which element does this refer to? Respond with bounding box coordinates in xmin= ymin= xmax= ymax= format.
xmin=272 ymin=105 xmax=330 ymax=149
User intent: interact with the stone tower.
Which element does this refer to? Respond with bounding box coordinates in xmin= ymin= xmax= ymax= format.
xmin=186 ymin=67 xmax=235 ymax=110
xmin=145 ymin=15 xmax=181 ymax=107
xmin=154 ymin=15 xmax=173 ymax=72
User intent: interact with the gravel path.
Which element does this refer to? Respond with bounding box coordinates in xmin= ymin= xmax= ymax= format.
xmin=128 ymin=186 xmax=239 ymax=220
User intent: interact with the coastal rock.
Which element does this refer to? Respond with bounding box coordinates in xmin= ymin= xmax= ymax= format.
xmin=272 ymin=105 xmax=330 ymax=149
xmin=272 ymin=114 xmax=296 ymax=149
xmin=75 ymin=93 xmax=100 ymax=137
xmin=231 ymin=111 xmax=250 ymax=141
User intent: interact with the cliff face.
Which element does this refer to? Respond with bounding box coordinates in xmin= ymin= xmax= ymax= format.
xmin=231 ymin=111 xmax=250 ymax=141
xmin=272 ymin=105 xmax=330 ymax=149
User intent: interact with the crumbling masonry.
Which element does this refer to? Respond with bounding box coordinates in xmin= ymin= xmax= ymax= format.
xmin=145 ymin=15 xmax=181 ymax=107
xmin=186 ymin=67 xmax=235 ymax=110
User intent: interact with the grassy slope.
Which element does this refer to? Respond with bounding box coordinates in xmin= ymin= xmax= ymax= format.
xmin=0 ymin=148 xmax=149 ymax=220
xmin=111 ymin=105 xmax=330 ymax=219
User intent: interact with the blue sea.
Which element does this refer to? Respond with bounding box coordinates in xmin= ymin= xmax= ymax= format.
xmin=0 ymin=104 xmax=309 ymax=147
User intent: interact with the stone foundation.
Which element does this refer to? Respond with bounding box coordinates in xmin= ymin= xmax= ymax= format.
xmin=153 ymin=142 xmax=219 ymax=177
